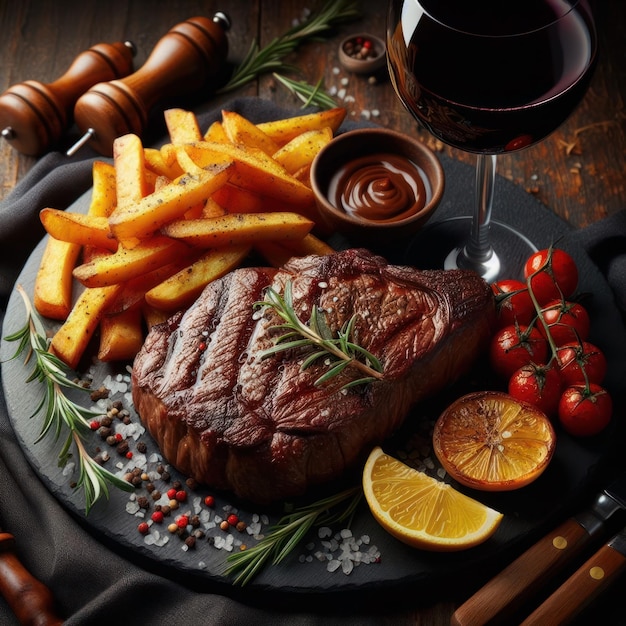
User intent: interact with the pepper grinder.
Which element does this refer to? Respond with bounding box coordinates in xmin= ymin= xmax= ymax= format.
xmin=0 ymin=41 xmax=135 ymax=156
xmin=69 ymin=12 xmax=231 ymax=157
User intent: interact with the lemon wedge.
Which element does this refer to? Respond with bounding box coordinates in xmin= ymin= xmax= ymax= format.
xmin=363 ymin=446 xmax=503 ymax=551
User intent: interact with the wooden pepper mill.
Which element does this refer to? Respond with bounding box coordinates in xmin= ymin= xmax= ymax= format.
xmin=70 ymin=12 xmax=231 ymax=157
xmin=0 ymin=41 xmax=135 ymax=156
xmin=0 ymin=531 xmax=63 ymax=625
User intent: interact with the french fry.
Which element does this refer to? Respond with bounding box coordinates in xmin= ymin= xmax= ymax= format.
xmin=256 ymin=107 xmax=346 ymax=146
xmin=142 ymin=304 xmax=171 ymax=330
xmin=162 ymin=212 xmax=314 ymax=249
xmin=254 ymin=233 xmax=335 ymax=267
xmin=40 ymin=208 xmax=118 ymax=251
xmin=182 ymin=142 xmax=315 ymax=206
xmin=271 ymin=127 xmax=333 ymax=174
xmin=88 ymin=161 xmax=117 ymax=217
xmin=50 ymin=284 xmax=123 ymax=369
xmin=108 ymin=161 xmax=234 ymax=243
xmin=113 ymin=133 xmax=150 ymax=208
xmin=144 ymin=147 xmax=184 ymax=180
xmin=221 ymin=110 xmax=280 ymax=156
xmin=145 ymin=244 xmax=251 ymax=312
xmin=211 ymin=184 xmax=294 ymax=214
xmin=203 ymin=120 xmax=229 ymax=143
xmin=164 ymin=108 xmax=203 ymax=143
xmin=105 ymin=256 xmax=198 ymax=315
xmin=98 ymin=306 xmax=144 ymax=362
xmin=281 ymin=232 xmax=335 ymax=256
xmin=33 ymin=237 xmax=82 ymax=320
xmin=73 ymin=236 xmax=190 ymax=288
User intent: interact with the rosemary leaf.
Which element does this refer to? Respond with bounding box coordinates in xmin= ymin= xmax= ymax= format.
xmin=5 ymin=285 xmax=134 ymax=513
xmin=218 ymin=0 xmax=361 ymax=95
xmin=225 ymin=486 xmax=362 ymax=585
xmin=272 ymin=73 xmax=338 ymax=110
xmin=254 ymin=280 xmax=384 ymax=387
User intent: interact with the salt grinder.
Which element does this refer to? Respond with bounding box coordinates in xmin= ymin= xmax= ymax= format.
xmin=69 ymin=12 xmax=231 ymax=157
xmin=0 ymin=41 xmax=135 ymax=156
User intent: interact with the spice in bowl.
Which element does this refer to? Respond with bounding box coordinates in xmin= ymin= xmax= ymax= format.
xmin=338 ymin=33 xmax=386 ymax=75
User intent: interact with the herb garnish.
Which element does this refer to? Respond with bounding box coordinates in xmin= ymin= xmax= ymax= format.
xmin=225 ymin=486 xmax=362 ymax=585
xmin=4 ymin=285 xmax=133 ymax=513
xmin=218 ymin=0 xmax=361 ymax=107
xmin=255 ymin=280 xmax=384 ymax=388
xmin=272 ymin=73 xmax=338 ymax=109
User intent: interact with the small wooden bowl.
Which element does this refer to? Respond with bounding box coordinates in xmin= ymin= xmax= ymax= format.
xmin=310 ymin=128 xmax=445 ymax=246
xmin=338 ymin=33 xmax=386 ymax=74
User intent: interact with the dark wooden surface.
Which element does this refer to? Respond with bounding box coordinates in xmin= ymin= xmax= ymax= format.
xmin=0 ymin=1 xmax=625 ymax=624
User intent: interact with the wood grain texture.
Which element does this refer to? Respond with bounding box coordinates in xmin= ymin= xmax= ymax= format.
xmin=0 ymin=1 xmax=625 ymax=624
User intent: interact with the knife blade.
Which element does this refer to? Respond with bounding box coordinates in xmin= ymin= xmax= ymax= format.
xmin=520 ymin=525 xmax=626 ymax=625
xmin=451 ymin=472 xmax=626 ymax=626
xmin=0 ymin=530 xmax=63 ymax=626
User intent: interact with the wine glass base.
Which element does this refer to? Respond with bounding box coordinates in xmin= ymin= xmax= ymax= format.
xmin=405 ymin=216 xmax=538 ymax=281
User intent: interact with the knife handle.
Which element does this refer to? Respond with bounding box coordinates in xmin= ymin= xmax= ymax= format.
xmin=520 ymin=543 xmax=626 ymax=625
xmin=451 ymin=518 xmax=590 ymax=626
xmin=0 ymin=533 xmax=63 ymax=626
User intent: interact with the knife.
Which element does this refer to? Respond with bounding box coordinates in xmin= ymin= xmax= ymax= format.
xmin=0 ymin=530 xmax=63 ymax=625
xmin=451 ymin=472 xmax=626 ymax=626
xmin=519 ymin=525 xmax=626 ymax=625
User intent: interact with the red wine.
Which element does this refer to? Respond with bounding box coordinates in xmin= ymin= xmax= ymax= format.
xmin=387 ymin=0 xmax=597 ymax=153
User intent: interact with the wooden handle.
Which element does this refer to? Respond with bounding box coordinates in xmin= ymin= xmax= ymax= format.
xmin=0 ymin=41 xmax=134 ymax=156
xmin=520 ymin=543 xmax=626 ymax=625
xmin=0 ymin=533 xmax=63 ymax=626
xmin=451 ymin=518 xmax=591 ymax=626
xmin=73 ymin=15 xmax=229 ymax=156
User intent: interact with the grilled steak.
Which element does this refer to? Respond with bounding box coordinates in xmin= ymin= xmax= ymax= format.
xmin=132 ymin=248 xmax=495 ymax=504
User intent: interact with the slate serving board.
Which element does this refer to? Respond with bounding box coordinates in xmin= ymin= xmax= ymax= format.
xmin=1 ymin=108 xmax=625 ymax=603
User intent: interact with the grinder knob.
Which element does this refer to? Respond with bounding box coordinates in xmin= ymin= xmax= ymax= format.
xmin=0 ymin=41 xmax=135 ymax=156
xmin=72 ymin=12 xmax=230 ymax=156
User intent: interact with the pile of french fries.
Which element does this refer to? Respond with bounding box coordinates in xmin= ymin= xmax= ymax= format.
xmin=34 ymin=106 xmax=347 ymax=369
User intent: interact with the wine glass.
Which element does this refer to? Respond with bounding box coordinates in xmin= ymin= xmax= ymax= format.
xmin=386 ymin=0 xmax=597 ymax=281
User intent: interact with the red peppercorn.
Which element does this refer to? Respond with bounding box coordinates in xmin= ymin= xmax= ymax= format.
xmin=198 ymin=341 xmax=207 ymax=351
xmin=89 ymin=420 xmax=100 ymax=430
xmin=138 ymin=522 xmax=149 ymax=535
xmin=166 ymin=488 xmax=177 ymax=500
xmin=125 ymin=451 xmax=133 ymax=459
xmin=227 ymin=514 xmax=239 ymax=526
xmin=204 ymin=495 xmax=215 ymax=507
xmin=176 ymin=515 xmax=189 ymax=529
xmin=151 ymin=511 xmax=164 ymax=524
xmin=115 ymin=433 xmax=123 ymax=442
xmin=175 ymin=490 xmax=187 ymax=502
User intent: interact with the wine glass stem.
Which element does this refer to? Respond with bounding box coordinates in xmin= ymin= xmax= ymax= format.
xmin=454 ymin=153 xmax=501 ymax=281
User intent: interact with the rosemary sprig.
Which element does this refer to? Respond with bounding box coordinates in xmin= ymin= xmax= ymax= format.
xmin=218 ymin=0 xmax=361 ymax=94
xmin=4 ymin=285 xmax=133 ymax=513
xmin=272 ymin=72 xmax=338 ymax=109
xmin=225 ymin=486 xmax=362 ymax=585
xmin=255 ymin=280 xmax=384 ymax=387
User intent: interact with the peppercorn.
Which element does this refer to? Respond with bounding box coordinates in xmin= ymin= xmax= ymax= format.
xmin=166 ymin=488 xmax=177 ymax=500
xmin=185 ymin=477 xmax=198 ymax=490
xmin=219 ymin=520 xmax=230 ymax=531
xmin=98 ymin=426 xmax=112 ymax=440
xmin=167 ymin=523 xmax=178 ymax=534
xmin=106 ymin=435 xmax=117 ymax=446
xmin=176 ymin=515 xmax=189 ymax=529
xmin=136 ymin=441 xmax=147 ymax=454
xmin=116 ymin=440 xmax=129 ymax=456
xmin=190 ymin=515 xmax=200 ymax=528
xmin=137 ymin=522 xmax=149 ymax=535
xmin=151 ymin=511 xmax=164 ymax=524
xmin=175 ymin=490 xmax=187 ymax=503
xmin=236 ymin=521 xmax=247 ymax=533
xmin=151 ymin=490 xmax=161 ymax=501
xmin=172 ymin=480 xmax=182 ymax=491
xmin=137 ymin=496 xmax=150 ymax=510
xmin=185 ymin=536 xmax=196 ymax=549
xmin=204 ymin=495 xmax=215 ymax=507
xmin=227 ymin=514 xmax=239 ymax=526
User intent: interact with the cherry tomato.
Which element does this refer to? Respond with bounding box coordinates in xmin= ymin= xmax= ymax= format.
xmin=558 ymin=383 xmax=612 ymax=437
xmin=539 ymin=299 xmax=591 ymax=346
xmin=491 ymin=279 xmax=535 ymax=328
xmin=508 ymin=363 xmax=562 ymax=416
xmin=524 ymin=248 xmax=579 ymax=304
xmin=557 ymin=341 xmax=607 ymax=385
xmin=489 ymin=324 xmax=549 ymax=380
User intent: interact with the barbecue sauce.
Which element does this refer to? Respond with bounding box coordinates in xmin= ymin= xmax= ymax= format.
xmin=328 ymin=153 xmax=429 ymax=222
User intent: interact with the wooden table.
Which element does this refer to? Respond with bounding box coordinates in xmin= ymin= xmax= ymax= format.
xmin=1 ymin=1 xmax=624 ymax=624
